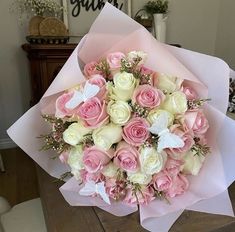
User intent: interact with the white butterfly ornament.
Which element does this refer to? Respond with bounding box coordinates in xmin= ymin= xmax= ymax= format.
xmin=79 ymin=181 xmax=111 ymax=205
xmin=148 ymin=112 xmax=185 ymax=152
xmin=65 ymin=81 xmax=100 ymax=110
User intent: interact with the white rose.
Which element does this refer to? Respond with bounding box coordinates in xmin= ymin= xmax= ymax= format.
xmin=147 ymin=109 xmax=174 ymax=126
xmin=107 ymin=100 xmax=131 ymax=125
xmin=92 ymin=123 xmax=122 ymax=150
xmin=127 ymin=51 xmax=147 ymax=65
xmin=139 ymin=147 xmax=166 ymax=175
xmin=182 ymin=151 xmax=205 ymax=175
xmin=101 ymin=162 xmax=119 ymax=178
xmin=67 ymin=145 xmax=84 ymax=180
xmin=127 ymin=172 xmax=152 ymax=185
xmin=113 ymin=72 xmax=137 ymax=101
xmin=161 ymin=91 xmax=188 ymax=115
xmin=63 ymin=121 xmax=92 ymax=146
xmin=157 ymin=74 xmax=183 ymax=93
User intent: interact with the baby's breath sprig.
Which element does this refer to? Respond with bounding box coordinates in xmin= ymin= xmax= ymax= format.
xmin=188 ymin=98 xmax=211 ymax=110
xmin=96 ymin=60 xmax=111 ymax=79
xmin=38 ymin=133 xmax=70 ymax=154
xmin=142 ymin=140 xmax=152 ymax=148
xmin=191 ymin=138 xmax=211 ymax=156
xmin=39 ymin=115 xmax=73 ymax=153
xmin=42 ymin=114 xmax=74 ymax=136
xmin=78 ymin=134 xmax=94 ymax=147
xmin=120 ymin=56 xmax=142 ymax=73
xmin=155 ymin=190 xmax=163 ymax=198
xmin=120 ymin=58 xmax=132 ymax=72
xmin=42 ymin=114 xmax=61 ymax=124
xmin=154 ymin=190 xmax=170 ymax=204
xmin=140 ymin=73 xmax=152 ymax=85
xmin=42 ymin=115 xmax=71 ymax=132
xmin=132 ymin=56 xmax=143 ymax=66
xmin=116 ymin=169 xmax=127 ymax=182
xmin=142 ymin=135 xmax=159 ymax=149
xmin=108 ymin=172 xmax=127 ymax=201
xmin=131 ymin=69 xmax=143 ymax=79
xmin=129 ymin=102 xmax=149 ymax=118
xmin=120 ymin=57 xmax=152 ymax=84
xmin=131 ymin=183 xmax=144 ymax=205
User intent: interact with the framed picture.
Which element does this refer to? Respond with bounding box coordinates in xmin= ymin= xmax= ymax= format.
xmin=62 ymin=0 xmax=132 ymax=38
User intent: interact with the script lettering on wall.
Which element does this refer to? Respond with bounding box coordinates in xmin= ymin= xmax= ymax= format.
xmin=70 ymin=0 xmax=123 ymax=17
xmin=62 ymin=0 xmax=130 ymax=38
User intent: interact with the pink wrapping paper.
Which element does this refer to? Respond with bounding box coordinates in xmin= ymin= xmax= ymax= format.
xmin=7 ymin=3 xmax=235 ymax=232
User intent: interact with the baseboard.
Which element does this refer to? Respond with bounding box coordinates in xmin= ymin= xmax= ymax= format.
xmin=0 ymin=138 xmax=17 ymax=150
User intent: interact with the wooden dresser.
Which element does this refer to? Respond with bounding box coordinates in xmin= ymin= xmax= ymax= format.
xmin=22 ymin=43 xmax=77 ymax=105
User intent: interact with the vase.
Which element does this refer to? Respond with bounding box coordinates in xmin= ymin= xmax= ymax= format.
xmin=153 ymin=13 xmax=167 ymax=43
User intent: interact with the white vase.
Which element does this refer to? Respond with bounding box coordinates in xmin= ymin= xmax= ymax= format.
xmin=153 ymin=13 xmax=167 ymax=43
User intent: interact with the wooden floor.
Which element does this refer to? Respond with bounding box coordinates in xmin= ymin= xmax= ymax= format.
xmin=0 ymin=147 xmax=39 ymax=206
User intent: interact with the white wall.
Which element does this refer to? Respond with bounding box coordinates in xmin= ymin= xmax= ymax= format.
xmin=0 ymin=0 xmax=30 ymax=148
xmin=215 ymin=0 xmax=235 ymax=69
xmin=132 ymin=0 xmax=221 ymax=55
xmin=0 ymin=0 xmax=234 ymax=148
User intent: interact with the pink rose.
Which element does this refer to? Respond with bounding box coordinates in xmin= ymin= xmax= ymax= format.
xmin=59 ymin=150 xmax=69 ymax=164
xmin=166 ymin=174 xmax=189 ymax=198
xmin=114 ymin=142 xmax=139 ymax=172
xmin=88 ymin=74 xmax=106 ymax=88
xmin=80 ymin=169 xmax=105 ymax=183
xmin=184 ymin=110 xmax=209 ymax=135
xmin=124 ymin=186 xmax=155 ymax=205
xmin=77 ymin=97 xmax=109 ymax=128
xmin=105 ymin=178 xmax=126 ymax=200
xmin=132 ymin=85 xmax=165 ymax=109
xmin=181 ymin=85 xmax=198 ymax=100
xmin=55 ymin=92 xmax=76 ymax=118
xmin=167 ymin=126 xmax=195 ymax=159
xmin=140 ymin=66 xmax=155 ymax=76
xmin=106 ymin=52 xmax=125 ymax=69
xmin=84 ymin=61 xmax=102 ymax=77
xmin=123 ymin=117 xmax=150 ymax=146
xmin=152 ymin=171 xmax=172 ymax=191
xmin=88 ymin=74 xmax=107 ymax=100
xmin=83 ymin=146 xmax=113 ymax=173
xmin=165 ymin=158 xmax=184 ymax=176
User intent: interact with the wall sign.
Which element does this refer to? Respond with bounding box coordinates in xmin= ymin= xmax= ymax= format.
xmin=62 ymin=0 xmax=132 ymax=37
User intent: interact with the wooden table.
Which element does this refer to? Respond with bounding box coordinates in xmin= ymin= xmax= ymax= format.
xmin=36 ymin=165 xmax=235 ymax=232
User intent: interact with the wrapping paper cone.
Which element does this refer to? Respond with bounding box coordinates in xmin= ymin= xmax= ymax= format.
xmin=7 ymin=3 xmax=235 ymax=232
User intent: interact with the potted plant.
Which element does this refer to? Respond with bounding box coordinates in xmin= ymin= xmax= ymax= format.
xmin=144 ymin=0 xmax=169 ymax=15
xmin=143 ymin=0 xmax=169 ymax=42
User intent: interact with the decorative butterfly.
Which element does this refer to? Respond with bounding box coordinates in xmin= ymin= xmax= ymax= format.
xmin=148 ymin=112 xmax=185 ymax=152
xmin=65 ymin=81 xmax=100 ymax=110
xmin=79 ymin=181 xmax=111 ymax=205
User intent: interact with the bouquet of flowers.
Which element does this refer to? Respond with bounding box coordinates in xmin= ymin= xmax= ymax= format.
xmin=41 ymin=49 xmax=210 ymax=206
xmin=7 ymin=3 xmax=235 ymax=232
